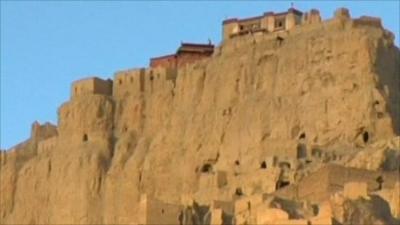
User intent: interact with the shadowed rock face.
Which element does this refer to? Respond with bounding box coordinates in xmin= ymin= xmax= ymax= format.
xmin=1 ymin=14 xmax=399 ymax=224
xmin=342 ymin=196 xmax=399 ymax=225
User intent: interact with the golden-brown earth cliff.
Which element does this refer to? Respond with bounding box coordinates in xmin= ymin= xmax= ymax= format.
xmin=1 ymin=12 xmax=399 ymax=225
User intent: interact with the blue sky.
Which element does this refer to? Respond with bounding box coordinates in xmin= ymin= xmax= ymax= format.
xmin=1 ymin=1 xmax=399 ymax=149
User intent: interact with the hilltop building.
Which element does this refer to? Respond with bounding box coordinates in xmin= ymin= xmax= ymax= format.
xmin=222 ymin=7 xmax=321 ymax=40
xmin=67 ymin=7 xmax=384 ymax=103
xmin=150 ymin=42 xmax=214 ymax=69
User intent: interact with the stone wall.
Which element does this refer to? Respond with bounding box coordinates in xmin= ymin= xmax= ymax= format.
xmin=138 ymin=195 xmax=183 ymax=225
xmin=31 ymin=121 xmax=58 ymax=142
xmin=302 ymin=9 xmax=321 ymax=25
xmin=113 ymin=68 xmax=145 ymax=98
xmin=143 ymin=67 xmax=177 ymax=93
xmin=297 ymin=165 xmax=399 ymax=203
xmin=71 ymin=77 xmax=113 ymax=99
xmin=57 ymin=95 xmax=114 ymax=145
xmin=37 ymin=137 xmax=57 ymax=155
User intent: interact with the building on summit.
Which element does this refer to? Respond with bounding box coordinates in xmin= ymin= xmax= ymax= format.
xmin=222 ymin=7 xmax=321 ymax=40
xmin=150 ymin=42 xmax=214 ymax=69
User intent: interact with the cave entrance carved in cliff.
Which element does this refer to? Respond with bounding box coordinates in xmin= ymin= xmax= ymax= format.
xmin=363 ymin=131 xmax=369 ymax=143
xmin=260 ymin=161 xmax=267 ymax=169
xmin=201 ymin=163 xmax=213 ymax=173
xmin=275 ymin=180 xmax=290 ymax=190
xmin=297 ymin=143 xmax=307 ymax=159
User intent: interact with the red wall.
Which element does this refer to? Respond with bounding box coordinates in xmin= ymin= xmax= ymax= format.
xmin=150 ymin=55 xmax=177 ymax=68
xmin=150 ymin=51 xmax=213 ymax=69
xmin=177 ymin=52 xmax=212 ymax=67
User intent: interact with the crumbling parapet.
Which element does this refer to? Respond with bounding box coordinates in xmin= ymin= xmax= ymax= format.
xmin=286 ymin=8 xmax=302 ymax=30
xmin=262 ymin=12 xmax=275 ymax=32
xmin=223 ymin=19 xmax=240 ymax=40
xmin=71 ymin=77 xmax=113 ymax=99
xmin=334 ymin=8 xmax=351 ymax=21
xmin=302 ymin=9 xmax=321 ymax=24
xmin=352 ymin=16 xmax=382 ymax=28
xmin=109 ymin=66 xmax=179 ymax=98
xmin=37 ymin=136 xmax=58 ymax=154
xmin=144 ymin=67 xmax=177 ymax=93
xmin=31 ymin=121 xmax=58 ymax=142
xmin=113 ymin=68 xmax=145 ymax=98
xmin=58 ymin=92 xmax=115 ymax=145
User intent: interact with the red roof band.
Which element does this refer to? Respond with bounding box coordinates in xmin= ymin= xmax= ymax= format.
xmin=150 ymin=42 xmax=215 ymax=68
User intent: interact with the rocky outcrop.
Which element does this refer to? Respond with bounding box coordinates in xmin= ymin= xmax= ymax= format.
xmin=1 ymin=9 xmax=399 ymax=225
xmin=346 ymin=137 xmax=400 ymax=171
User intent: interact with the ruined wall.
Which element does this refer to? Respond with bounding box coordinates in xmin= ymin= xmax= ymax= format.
xmin=143 ymin=67 xmax=177 ymax=93
xmin=223 ymin=21 xmax=239 ymax=40
xmin=71 ymin=77 xmax=113 ymax=98
xmin=37 ymin=137 xmax=57 ymax=155
xmin=296 ymin=165 xmax=398 ymax=203
xmin=138 ymin=195 xmax=183 ymax=225
xmin=302 ymin=9 xmax=322 ymax=24
xmin=31 ymin=121 xmax=58 ymax=142
xmin=57 ymin=95 xmax=114 ymax=146
xmin=113 ymin=68 xmax=145 ymax=98
xmin=285 ymin=12 xmax=302 ymax=30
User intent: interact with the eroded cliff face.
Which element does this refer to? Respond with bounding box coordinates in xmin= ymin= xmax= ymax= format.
xmin=1 ymin=15 xmax=399 ymax=224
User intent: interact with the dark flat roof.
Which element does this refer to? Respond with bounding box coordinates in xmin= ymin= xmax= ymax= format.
xmin=150 ymin=54 xmax=176 ymax=61
xmin=238 ymin=15 xmax=263 ymax=23
xmin=178 ymin=43 xmax=214 ymax=54
xmin=222 ymin=18 xmax=239 ymax=25
xmin=180 ymin=43 xmax=215 ymax=48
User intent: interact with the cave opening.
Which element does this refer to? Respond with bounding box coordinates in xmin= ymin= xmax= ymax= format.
xmin=201 ymin=163 xmax=213 ymax=173
xmin=260 ymin=161 xmax=267 ymax=169
xmin=275 ymin=180 xmax=290 ymax=190
xmin=363 ymin=131 xmax=369 ymax=143
xmin=235 ymin=187 xmax=243 ymax=196
xmin=297 ymin=143 xmax=307 ymax=159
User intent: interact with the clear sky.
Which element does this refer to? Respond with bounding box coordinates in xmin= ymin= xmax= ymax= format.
xmin=1 ymin=1 xmax=399 ymax=149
